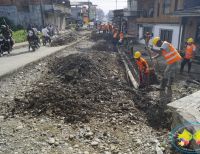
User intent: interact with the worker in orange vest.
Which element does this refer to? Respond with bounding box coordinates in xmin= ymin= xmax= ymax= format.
xmin=119 ymin=31 xmax=124 ymax=45
xmin=113 ymin=29 xmax=119 ymax=52
xmin=180 ymin=38 xmax=196 ymax=74
xmin=134 ymin=51 xmax=149 ymax=88
xmin=152 ymin=37 xmax=182 ymax=90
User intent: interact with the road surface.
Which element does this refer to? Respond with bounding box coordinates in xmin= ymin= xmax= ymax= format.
xmin=0 ymin=36 xmax=87 ymax=78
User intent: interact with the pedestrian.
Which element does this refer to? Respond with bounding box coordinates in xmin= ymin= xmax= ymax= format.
xmin=152 ymin=37 xmax=182 ymax=90
xmin=180 ymin=38 xmax=196 ymax=74
xmin=134 ymin=51 xmax=149 ymax=88
xmin=144 ymin=32 xmax=151 ymax=48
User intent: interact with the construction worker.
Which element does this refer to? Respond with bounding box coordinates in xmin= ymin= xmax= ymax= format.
xmin=152 ymin=37 xmax=182 ymax=90
xmin=134 ymin=51 xmax=149 ymax=88
xmin=180 ymin=38 xmax=196 ymax=74
xmin=113 ymin=29 xmax=119 ymax=52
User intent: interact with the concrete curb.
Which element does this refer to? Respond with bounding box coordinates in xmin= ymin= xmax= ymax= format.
xmin=0 ymin=35 xmax=89 ymax=80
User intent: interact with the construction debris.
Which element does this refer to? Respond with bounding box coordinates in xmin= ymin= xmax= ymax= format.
xmin=50 ymin=31 xmax=79 ymax=46
xmin=14 ymin=51 xmax=144 ymax=124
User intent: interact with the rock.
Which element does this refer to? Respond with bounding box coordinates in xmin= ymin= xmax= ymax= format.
xmin=0 ymin=116 xmax=4 ymax=122
xmin=104 ymin=151 xmax=112 ymax=154
xmin=68 ymin=147 xmax=73 ymax=151
xmin=69 ymin=134 xmax=75 ymax=140
xmin=47 ymin=138 xmax=55 ymax=145
xmin=84 ymin=151 xmax=90 ymax=154
xmin=91 ymin=141 xmax=99 ymax=146
xmin=156 ymin=146 xmax=163 ymax=154
xmin=85 ymin=131 xmax=94 ymax=138
xmin=74 ymin=144 xmax=79 ymax=148
xmin=129 ymin=131 xmax=134 ymax=135
xmin=16 ymin=125 xmax=23 ymax=131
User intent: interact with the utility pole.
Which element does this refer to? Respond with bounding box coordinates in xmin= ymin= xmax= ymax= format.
xmin=116 ymin=0 xmax=117 ymax=9
xmin=51 ymin=0 xmax=56 ymax=26
xmin=88 ymin=0 xmax=90 ymax=23
xmin=40 ymin=0 xmax=45 ymax=27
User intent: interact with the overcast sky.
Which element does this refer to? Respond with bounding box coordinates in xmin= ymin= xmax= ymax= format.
xmin=71 ymin=0 xmax=128 ymax=14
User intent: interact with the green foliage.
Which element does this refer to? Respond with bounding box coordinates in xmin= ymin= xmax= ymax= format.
xmin=13 ymin=30 xmax=27 ymax=43
xmin=0 ymin=17 xmax=24 ymax=31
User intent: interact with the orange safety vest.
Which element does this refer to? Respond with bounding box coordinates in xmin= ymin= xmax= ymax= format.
xmin=162 ymin=42 xmax=182 ymax=65
xmin=119 ymin=32 xmax=124 ymax=40
xmin=185 ymin=44 xmax=196 ymax=59
xmin=136 ymin=57 xmax=149 ymax=73
xmin=113 ymin=32 xmax=118 ymax=38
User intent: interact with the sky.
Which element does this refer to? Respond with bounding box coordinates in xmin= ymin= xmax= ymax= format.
xmin=71 ymin=0 xmax=128 ymax=14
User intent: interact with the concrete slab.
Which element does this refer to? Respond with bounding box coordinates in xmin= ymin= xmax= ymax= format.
xmin=168 ymin=90 xmax=200 ymax=152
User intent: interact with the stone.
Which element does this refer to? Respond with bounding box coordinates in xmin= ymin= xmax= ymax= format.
xmin=84 ymin=151 xmax=90 ymax=154
xmin=156 ymin=146 xmax=163 ymax=154
xmin=0 ymin=116 xmax=4 ymax=122
xmin=16 ymin=125 xmax=23 ymax=131
xmin=54 ymin=142 xmax=59 ymax=146
xmin=91 ymin=141 xmax=99 ymax=146
xmin=68 ymin=147 xmax=73 ymax=151
xmin=129 ymin=131 xmax=134 ymax=135
xmin=74 ymin=144 xmax=79 ymax=148
xmin=47 ymin=138 xmax=55 ymax=145
xmin=85 ymin=132 xmax=94 ymax=138
xmin=69 ymin=135 xmax=75 ymax=140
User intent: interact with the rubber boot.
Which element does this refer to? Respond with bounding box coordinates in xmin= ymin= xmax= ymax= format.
xmin=159 ymin=78 xmax=168 ymax=90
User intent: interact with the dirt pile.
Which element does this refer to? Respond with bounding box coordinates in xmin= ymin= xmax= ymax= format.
xmin=50 ymin=31 xmax=79 ymax=46
xmin=91 ymin=40 xmax=113 ymax=51
xmin=90 ymin=31 xmax=111 ymax=41
xmin=14 ymin=51 xmax=144 ymax=124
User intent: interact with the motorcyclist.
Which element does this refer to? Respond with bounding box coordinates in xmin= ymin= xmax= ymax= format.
xmin=42 ymin=26 xmax=51 ymax=45
xmin=27 ymin=28 xmax=40 ymax=51
xmin=0 ymin=25 xmax=14 ymax=51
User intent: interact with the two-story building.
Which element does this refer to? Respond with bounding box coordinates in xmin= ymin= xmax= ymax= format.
xmin=137 ymin=0 xmax=183 ymax=49
xmin=0 ymin=0 xmax=71 ymax=30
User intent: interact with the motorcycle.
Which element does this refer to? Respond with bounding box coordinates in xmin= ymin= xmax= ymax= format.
xmin=0 ymin=35 xmax=12 ymax=57
xmin=42 ymin=35 xmax=51 ymax=46
xmin=28 ymin=39 xmax=39 ymax=51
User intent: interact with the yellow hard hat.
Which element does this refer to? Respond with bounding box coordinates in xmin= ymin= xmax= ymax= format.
xmin=187 ymin=38 xmax=194 ymax=43
xmin=152 ymin=37 xmax=160 ymax=46
xmin=134 ymin=51 xmax=141 ymax=59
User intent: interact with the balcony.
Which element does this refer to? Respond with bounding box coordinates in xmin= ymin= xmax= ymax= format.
xmin=124 ymin=10 xmax=138 ymax=17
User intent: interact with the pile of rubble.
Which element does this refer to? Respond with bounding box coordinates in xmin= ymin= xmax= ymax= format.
xmin=14 ymin=51 xmax=145 ymax=124
xmin=50 ymin=31 xmax=79 ymax=46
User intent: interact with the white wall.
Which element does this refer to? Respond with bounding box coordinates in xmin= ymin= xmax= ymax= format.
xmin=139 ymin=24 xmax=181 ymax=49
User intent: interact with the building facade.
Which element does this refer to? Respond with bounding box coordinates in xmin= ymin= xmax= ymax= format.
xmin=136 ymin=0 xmax=182 ymax=49
xmin=0 ymin=0 xmax=71 ymax=30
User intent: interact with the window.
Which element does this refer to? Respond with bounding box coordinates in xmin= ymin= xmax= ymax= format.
xmin=160 ymin=29 xmax=173 ymax=43
xmin=163 ymin=0 xmax=171 ymax=14
xmin=143 ymin=26 xmax=153 ymax=36
xmin=174 ymin=0 xmax=178 ymax=11
xmin=157 ymin=2 xmax=160 ymax=17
